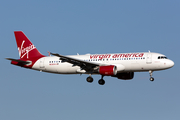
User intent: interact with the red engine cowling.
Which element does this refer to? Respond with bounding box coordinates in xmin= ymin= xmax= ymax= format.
xmin=99 ymin=65 xmax=117 ymax=76
xmin=115 ymin=72 xmax=134 ymax=80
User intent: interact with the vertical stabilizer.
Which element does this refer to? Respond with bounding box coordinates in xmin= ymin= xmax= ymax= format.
xmin=14 ymin=31 xmax=44 ymax=60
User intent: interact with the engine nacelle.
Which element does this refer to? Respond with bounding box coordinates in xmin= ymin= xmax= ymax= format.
xmin=99 ymin=65 xmax=117 ymax=76
xmin=114 ymin=72 xmax=134 ymax=80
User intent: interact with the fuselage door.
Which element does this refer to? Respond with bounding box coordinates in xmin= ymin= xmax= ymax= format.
xmin=146 ymin=53 xmax=152 ymax=64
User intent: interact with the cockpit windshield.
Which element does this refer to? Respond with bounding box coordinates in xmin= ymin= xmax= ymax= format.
xmin=158 ymin=56 xmax=168 ymax=59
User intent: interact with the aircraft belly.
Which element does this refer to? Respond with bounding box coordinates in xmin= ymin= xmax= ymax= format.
xmin=44 ymin=63 xmax=79 ymax=74
xmin=121 ymin=61 xmax=142 ymax=71
xmin=32 ymin=58 xmax=79 ymax=74
xmin=122 ymin=61 xmax=154 ymax=72
xmin=56 ymin=64 xmax=79 ymax=74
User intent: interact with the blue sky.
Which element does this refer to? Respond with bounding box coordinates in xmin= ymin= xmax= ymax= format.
xmin=1 ymin=0 xmax=180 ymax=120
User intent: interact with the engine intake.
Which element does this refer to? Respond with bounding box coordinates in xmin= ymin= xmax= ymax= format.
xmin=99 ymin=65 xmax=117 ymax=76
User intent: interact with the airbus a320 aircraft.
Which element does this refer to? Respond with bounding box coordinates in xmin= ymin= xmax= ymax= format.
xmin=6 ymin=31 xmax=174 ymax=85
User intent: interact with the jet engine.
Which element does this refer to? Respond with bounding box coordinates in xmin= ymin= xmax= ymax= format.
xmin=98 ymin=65 xmax=117 ymax=76
xmin=114 ymin=72 xmax=134 ymax=80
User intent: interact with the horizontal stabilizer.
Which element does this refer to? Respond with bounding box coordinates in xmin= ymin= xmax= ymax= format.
xmin=5 ymin=58 xmax=31 ymax=64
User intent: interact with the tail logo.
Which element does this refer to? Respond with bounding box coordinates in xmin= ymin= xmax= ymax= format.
xmin=18 ymin=40 xmax=36 ymax=59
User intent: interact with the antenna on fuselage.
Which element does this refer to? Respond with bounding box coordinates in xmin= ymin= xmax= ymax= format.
xmin=48 ymin=51 xmax=51 ymax=56
xmin=148 ymin=50 xmax=151 ymax=53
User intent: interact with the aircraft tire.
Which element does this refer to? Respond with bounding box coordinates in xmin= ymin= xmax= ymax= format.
xmin=98 ymin=79 xmax=105 ymax=85
xmin=86 ymin=76 xmax=93 ymax=83
xmin=150 ymin=77 xmax=154 ymax=81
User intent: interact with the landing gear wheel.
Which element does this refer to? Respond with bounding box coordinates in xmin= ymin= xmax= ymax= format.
xmin=86 ymin=76 xmax=93 ymax=83
xmin=150 ymin=77 xmax=154 ymax=81
xmin=149 ymin=70 xmax=154 ymax=82
xmin=98 ymin=79 xmax=105 ymax=85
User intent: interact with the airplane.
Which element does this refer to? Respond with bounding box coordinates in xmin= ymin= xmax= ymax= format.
xmin=6 ymin=31 xmax=174 ymax=85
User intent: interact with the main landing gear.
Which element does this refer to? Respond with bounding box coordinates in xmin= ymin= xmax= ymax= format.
xmin=149 ymin=70 xmax=154 ymax=81
xmin=86 ymin=75 xmax=105 ymax=85
xmin=98 ymin=76 xmax=105 ymax=85
xmin=86 ymin=76 xmax=93 ymax=83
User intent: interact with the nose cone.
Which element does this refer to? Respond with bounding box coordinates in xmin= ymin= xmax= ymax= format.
xmin=167 ymin=60 xmax=174 ymax=68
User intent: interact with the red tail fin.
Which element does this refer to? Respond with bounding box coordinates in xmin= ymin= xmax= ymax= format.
xmin=14 ymin=31 xmax=44 ymax=60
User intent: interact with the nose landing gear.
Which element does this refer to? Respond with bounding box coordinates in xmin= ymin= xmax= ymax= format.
xmin=149 ymin=70 xmax=154 ymax=81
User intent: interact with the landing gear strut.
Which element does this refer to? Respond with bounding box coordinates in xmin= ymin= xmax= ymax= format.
xmin=98 ymin=76 xmax=105 ymax=85
xmin=149 ymin=70 xmax=154 ymax=81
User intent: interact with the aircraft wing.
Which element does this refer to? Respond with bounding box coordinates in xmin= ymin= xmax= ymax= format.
xmin=50 ymin=53 xmax=102 ymax=71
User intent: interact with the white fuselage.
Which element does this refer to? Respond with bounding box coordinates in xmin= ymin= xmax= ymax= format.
xmin=32 ymin=52 xmax=174 ymax=74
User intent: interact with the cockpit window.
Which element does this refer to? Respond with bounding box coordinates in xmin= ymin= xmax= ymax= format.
xmin=158 ymin=56 xmax=168 ymax=59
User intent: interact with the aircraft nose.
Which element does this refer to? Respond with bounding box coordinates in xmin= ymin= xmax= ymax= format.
xmin=167 ymin=60 xmax=174 ymax=68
